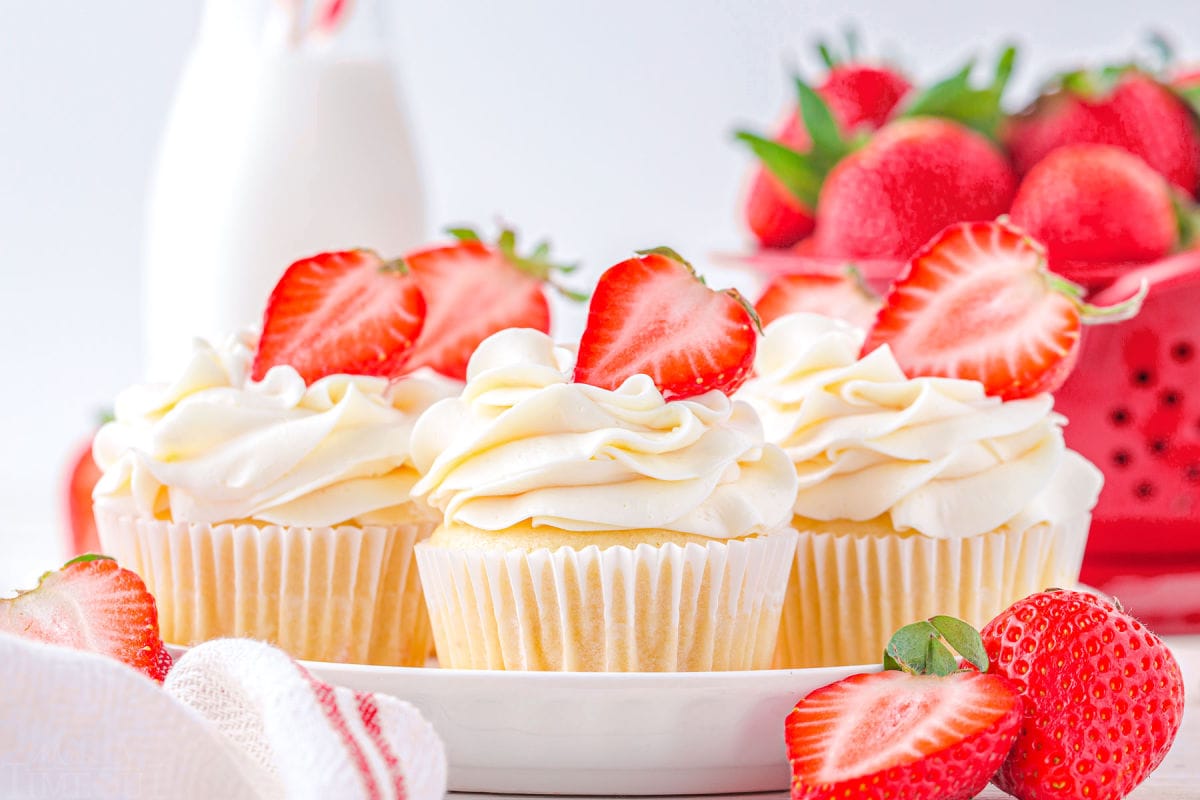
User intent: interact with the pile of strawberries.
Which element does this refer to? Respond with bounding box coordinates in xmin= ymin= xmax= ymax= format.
xmin=738 ymin=37 xmax=1200 ymax=277
xmin=788 ymin=590 xmax=1187 ymax=800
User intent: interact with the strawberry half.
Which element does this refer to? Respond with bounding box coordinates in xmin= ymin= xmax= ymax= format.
xmin=573 ymin=248 xmax=758 ymax=400
xmin=862 ymin=220 xmax=1146 ymax=400
xmin=251 ymin=249 xmax=426 ymax=384
xmin=982 ymin=590 xmax=1186 ymax=800
xmin=755 ymin=268 xmax=881 ymax=330
xmin=788 ymin=616 xmax=1022 ymax=800
xmin=0 ymin=555 xmax=172 ymax=682
xmin=401 ymin=227 xmax=579 ymax=380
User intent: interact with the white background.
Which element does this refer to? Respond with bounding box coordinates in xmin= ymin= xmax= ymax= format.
xmin=2 ymin=0 xmax=1199 ymax=587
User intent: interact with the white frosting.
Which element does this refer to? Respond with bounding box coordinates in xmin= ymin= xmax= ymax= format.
xmin=736 ymin=313 xmax=1103 ymax=538
xmin=410 ymin=328 xmax=798 ymax=538
xmin=93 ymin=332 xmax=461 ymax=527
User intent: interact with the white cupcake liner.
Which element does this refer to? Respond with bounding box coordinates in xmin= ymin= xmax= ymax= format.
xmin=95 ymin=505 xmax=435 ymax=666
xmin=777 ymin=514 xmax=1091 ymax=669
xmin=415 ymin=527 xmax=798 ymax=671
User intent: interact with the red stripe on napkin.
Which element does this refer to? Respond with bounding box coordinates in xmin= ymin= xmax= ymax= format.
xmin=356 ymin=691 xmax=408 ymax=800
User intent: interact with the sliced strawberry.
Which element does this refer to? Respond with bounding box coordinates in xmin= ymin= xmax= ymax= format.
xmin=401 ymin=228 xmax=577 ymax=380
xmin=788 ymin=617 xmax=1022 ymax=800
xmin=789 ymin=670 xmax=1021 ymax=800
xmin=252 ymin=250 xmax=426 ymax=384
xmin=574 ymin=248 xmax=758 ymax=400
xmin=0 ymin=555 xmax=172 ymax=682
xmin=862 ymin=220 xmax=1145 ymax=400
xmin=755 ymin=269 xmax=881 ymax=329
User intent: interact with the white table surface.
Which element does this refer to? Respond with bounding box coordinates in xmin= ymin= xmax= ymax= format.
xmin=449 ymin=636 xmax=1200 ymax=800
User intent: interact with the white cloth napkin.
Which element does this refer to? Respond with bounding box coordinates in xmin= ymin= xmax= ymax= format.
xmin=0 ymin=632 xmax=447 ymax=800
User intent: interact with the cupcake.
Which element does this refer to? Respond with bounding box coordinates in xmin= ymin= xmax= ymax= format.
xmin=410 ymin=249 xmax=800 ymax=671
xmin=92 ymin=233 xmax=575 ymax=665
xmin=92 ymin=330 xmax=456 ymax=665
xmin=738 ymin=312 xmax=1103 ymax=668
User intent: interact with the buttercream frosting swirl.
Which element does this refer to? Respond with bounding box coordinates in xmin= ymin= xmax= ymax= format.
xmin=409 ymin=328 xmax=798 ymax=538
xmin=736 ymin=313 xmax=1102 ymax=538
xmin=93 ymin=332 xmax=460 ymax=527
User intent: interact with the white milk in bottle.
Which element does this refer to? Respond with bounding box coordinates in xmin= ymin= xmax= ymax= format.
xmin=143 ymin=0 xmax=426 ymax=378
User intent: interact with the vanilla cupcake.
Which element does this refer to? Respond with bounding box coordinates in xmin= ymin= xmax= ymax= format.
xmin=409 ymin=328 xmax=799 ymax=671
xmin=737 ymin=313 xmax=1103 ymax=668
xmin=93 ymin=332 xmax=459 ymax=665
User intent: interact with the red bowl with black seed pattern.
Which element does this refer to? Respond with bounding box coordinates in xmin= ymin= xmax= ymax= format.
xmin=1053 ymin=249 xmax=1200 ymax=632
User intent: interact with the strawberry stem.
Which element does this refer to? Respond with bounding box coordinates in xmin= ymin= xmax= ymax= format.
xmin=379 ymin=257 xmax=410 ymax=275
xmin=1077 ymin=279 xmax=1149 ymax=324
xmin=843 ymin=264 xmax=879 ymax=300
xmin=1045 ymin=272 xmax=1149 ymax=324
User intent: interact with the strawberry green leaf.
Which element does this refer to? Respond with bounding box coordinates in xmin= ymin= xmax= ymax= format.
xmin=445 ymin=226 xmax=482 ymax=243
xmin=1172 ymin=190 xmax=1200 ymax=249
xmin=816 ymin=41 xmax=837 ymax=69
xmin=842 ymin=26 xmax=860 ymax=61
xmin=63 ymin=553 xmax=114 ymax=567
xmin=637 ymin=246 xmax=696 ymax=271
xmin=555 ymin=286 xmax=591 ymax=303
xmin=929 ymin=615 xmax=989 ymax=672
xmin=794 ymin=77 xmax=851 ymax=168
xmin=734 ymin=131 xmax=823 ymax=208
xmin=885 ymin=617 xmax=985 ymax=676
xmin=902 ymin=45 xmax=1017 ymax=140
xmin=1144 ymin=31 xmax=1174 ymax=74
xmin=1175 ymin=82 xmax=1200 ymax=118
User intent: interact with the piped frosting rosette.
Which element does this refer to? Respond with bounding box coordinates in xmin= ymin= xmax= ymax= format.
xmin=92 ymin=332 xmax=460 ymax=665
xmin=410 ymin=328 xmax=800 ymax=671
xmin=737 ymin=313 xmax=1103 ymax=668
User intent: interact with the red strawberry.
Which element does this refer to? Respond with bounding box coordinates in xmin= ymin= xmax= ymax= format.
xmin=574 ymin=248 xmax=758 ymax=399
xmin=788 ymin=617 xmax=1022 ymax=800
xmin=401 ymin=228 xmax=576 ymax=380
xmin=742 ymin=64 xmax=912 ymax=249
xmin=0 ymin=555 xmax=172 ymax=682
xmin=863 ymin=220 xmax=1145 ymax=400
xmin=252 ymin=250 xmax=426 ymax=384
xmin=740 ymin=48 xmax=1015 ymax=255
xmin=982 ymin=590 xmax=1186 ymax=800
xmin=63 ymin=434 xmax=103 ymax=557
xmin=811 ymin=118 xmax=1017 ymax=261
xmin=1005 ymin=69 xmax=1200 ymax=195
xmin=755 ymin=268 xmax=881 ymax=330
xmin=1009 ymin=144 xmax=1179 ymax=274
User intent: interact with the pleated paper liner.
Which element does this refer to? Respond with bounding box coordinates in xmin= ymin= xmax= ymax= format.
xmin=416 ymin=527 xmax=799 ymax=671
xmin=775 ymin=514 xmax=1091 ymax=668
xmin=94 ymin=505 xmax=434 ymax=666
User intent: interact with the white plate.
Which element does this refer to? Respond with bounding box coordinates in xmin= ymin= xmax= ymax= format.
xmin=299 ymin=660 xmax=872 ymax=796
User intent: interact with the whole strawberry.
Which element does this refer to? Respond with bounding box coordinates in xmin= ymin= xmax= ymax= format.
xmin=789 ymin=616 xmax=1022 ymax=800
xmin=1006 ymin=69 xmax=1200 ymax=196
xmin=1009 ymin=143 xmax=1179 ymax=274
xmin=741 ymin=62 xmax=912 ymax=249
xmin=811 ymin=118 xmax=1017 ymax=261
xmin=982 ymin=590 xmax=1186 ymax=800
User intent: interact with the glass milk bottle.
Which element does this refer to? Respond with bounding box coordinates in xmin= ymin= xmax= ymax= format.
xmin=143 ymin=0 xmax=426 ymax=379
